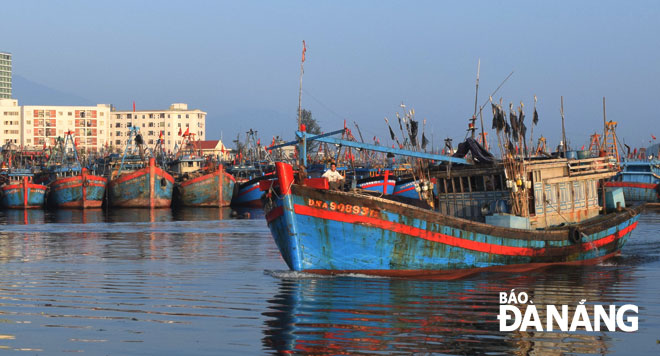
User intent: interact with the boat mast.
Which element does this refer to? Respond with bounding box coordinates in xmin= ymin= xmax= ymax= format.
xmin=297 ymin=40 xmax=307 ymax=166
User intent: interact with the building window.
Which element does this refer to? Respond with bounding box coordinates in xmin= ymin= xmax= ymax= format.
xmin=68 ymin=112 xmax=72 ymax=116
xmin=185 ymin=114 xmax=189 ymax=118
xmin=115 ymin=123 xmax=121 ymax=128
xmin=127 ymin=123 xmax=132 ymax=127
xmin=148 ymin=122 xmax=154 ymax=127
xmin=116 ymin=140 xmax=121 ymax=145
xmin=116 ymin=131 xmax=121 ymax=136
xmin=149 ymin=114 xmax=153 ymax=119
xmin=178 ymin=114 xmax=181 ymax=119
xmin=148 ymin=139 xmax=154 ymax=144
xmin=127 ymin=114 xmax=132 ymax=119
xmin=148 ymin=131 xmax=154 ymax=136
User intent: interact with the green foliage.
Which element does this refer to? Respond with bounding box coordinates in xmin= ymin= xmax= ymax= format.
xmin=300 ymin=109 xmax=321 ymax=135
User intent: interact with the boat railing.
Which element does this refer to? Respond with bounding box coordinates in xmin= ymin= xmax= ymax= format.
xmin=567 ymin=156 xmax=617 ymax=177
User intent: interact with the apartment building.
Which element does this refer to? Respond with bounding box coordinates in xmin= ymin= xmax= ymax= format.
xmin=0 ymin=99 xmax=21 ymax=145
xmin=0 ymin=52 xmax=10 ymax=99
xmin=20 ymin=104 xmax=111 ymax=151
xmin=109 ymin=103 xmax=206 ymax=153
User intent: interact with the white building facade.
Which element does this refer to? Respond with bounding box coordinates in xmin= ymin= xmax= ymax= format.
xmin=0 ymin=52 xmax=10 ymax=99
xmin=109 ymin=103 xmax=206 ymax=153
xmin=20 ymin=104 xmax=111 ymax=151
xmin=0 ymin=99 xmax=21 ymax=145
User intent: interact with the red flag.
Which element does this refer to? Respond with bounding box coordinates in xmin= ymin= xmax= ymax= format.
xmin=178 ymin=127 xmax=182 ymax=136
xmin=257 ymin=138 xmax=260 ymax=146
xmin=133 ymin=101 xmax=135 ymax=112
xmin=183 ymin=127 xmax=189 ymax=136
xmin=653 ymin=135 xmax=657 ymax=140
xmin=302 ymin=40 xmax=306 ymax=62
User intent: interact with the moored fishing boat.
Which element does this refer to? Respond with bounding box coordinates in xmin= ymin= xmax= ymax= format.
xmin=108 ymin=127 xmax=173 ymax=208
xmin=0 ymin=173 xmax=47 ymax=209
xmin=262 ymin=160 xmax=641 ymax=278
xmin=44 ymin=133 xmax=107 ymax=209
xmin=232 ymin=173 xmax=273 ymax=207
xmin=261 ymin=126 xmax=643 ymax=278
xmin=605 ymin=159 xmax=659 ymax=203
xmin=170 ymin=143 xmax=236 ymax=207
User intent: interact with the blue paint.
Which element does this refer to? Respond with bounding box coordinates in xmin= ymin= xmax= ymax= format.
xmin=265 ymin=187 xmax=639 ymax=272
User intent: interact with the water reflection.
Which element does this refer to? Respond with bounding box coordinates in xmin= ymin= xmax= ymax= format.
xmin=263 ymin=265 xmax=636 ymax=355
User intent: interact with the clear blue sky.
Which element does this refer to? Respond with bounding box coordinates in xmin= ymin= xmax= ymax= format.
xmin=2 ymin=0 xmax=659 ymax=151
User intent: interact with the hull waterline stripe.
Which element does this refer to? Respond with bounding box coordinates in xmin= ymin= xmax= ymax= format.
xmin=292 ymin=204 xmax=636 ymax=256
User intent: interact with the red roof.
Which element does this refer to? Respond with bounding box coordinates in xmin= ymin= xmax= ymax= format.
xmin=198 ymin=140 xmax=220 ymax=149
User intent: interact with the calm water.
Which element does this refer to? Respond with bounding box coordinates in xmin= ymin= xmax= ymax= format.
xmin=0 ymin=207 xmax=659 ymax=355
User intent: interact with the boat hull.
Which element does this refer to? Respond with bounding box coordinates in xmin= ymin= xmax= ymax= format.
xmin=232 ymin=175 xmax=273 ymax=208
xmin=356 ymin=174 xmax=396 ymax=195
xmin=263 ymin=164 xmax=641 ymax=278
xmin=109 ymin=163 xmax=174 ymax=208
xmin=1 ymin=177 xmax=47 ymax=209
xmin=49 ymin=172 xmax=107 ymax=209
xmin=175 ymin=168 xmax=236 ymax=207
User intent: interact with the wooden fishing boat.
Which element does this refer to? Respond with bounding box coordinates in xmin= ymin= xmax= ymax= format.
xmin=262 ymin=161 xmax=641 ymax=278
xmin=0 ymin=173 xmax=47 ymax=209
xmin=50 ymin=168 xmax=107 ymax=208
xmin=172 ymin=158 xmax=236 ymax=207
xmin=45 ymin=133 xmax=107 ymax=209
xmin=233 ymin=173 xmax=273 ymax=207
xmin=605 ymin=159 xmax=659 ymax=203
xmin=108 ymin=128 xmax=173 ymax=208
xmin=260 ymin=127 xmax=642 ymax=278
xmin=170 ymin=137 xmax=237 ymax=207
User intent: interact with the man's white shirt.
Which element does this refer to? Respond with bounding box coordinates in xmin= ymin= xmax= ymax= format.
xmin=322 ymin=169 xmax=344 ymax=182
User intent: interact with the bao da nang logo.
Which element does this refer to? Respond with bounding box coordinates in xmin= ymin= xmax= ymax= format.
xmin=498 ymin=290 xmax=638 ymax=332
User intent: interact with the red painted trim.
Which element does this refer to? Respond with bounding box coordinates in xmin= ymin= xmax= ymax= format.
xmin=238 ymin=184 xmax=259 ymax=197
xmin=58 ymin=200 xmax=103 ymax=208
xmin=266 ymin=206 xmax=284 ymax=223
xmin=605 ymin=181 xmax=657 ymax=189
xmin=23 ymin=177 xmax=28 ymax=207
xmin=304 ymin=250 xmax=622 ymax=280
xmin=180 ymin=172 xmax=215 ymax=187
xmin=109 ymin=167 xmax=174 ymax=186
xmin=52 ymin=175 xmax=108 ymax=185
xmin=293 ymin=204 xmax=637 ymax=257
xmin=394 ymin=185 xmax=416 ymax=194
xmin=360 ymin=181 xmax=396 ymax=189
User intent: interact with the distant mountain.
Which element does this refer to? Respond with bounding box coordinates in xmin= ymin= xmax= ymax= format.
xmin=12 ymin=74 xmax=95 ymax=106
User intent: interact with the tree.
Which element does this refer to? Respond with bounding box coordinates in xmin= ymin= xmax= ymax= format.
xmin=300 ymin=109 xmax=321 ymax=135
xmin=299 ymin=109 xmax=322 ymax=153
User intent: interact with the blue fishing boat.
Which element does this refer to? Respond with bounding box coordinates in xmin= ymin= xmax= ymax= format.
xmin=356 ymin=173 xmax=396 ymax=195
xmin=171 ymin=149 xmax=236 ymax=208
xmin=108 ymin=127 xmax=173 ymax=208
xmin=44 ymin=133 xmax=107 ymax=208
xmin=605 ymin=159 xmax=659 ymax=203
xmin=0 ymin=172 xmax=47 ymax=209
xmin=233 ymin=173 xmax=274 ymax=207
xmin=261 ymin=131 xmax=642 ymax=278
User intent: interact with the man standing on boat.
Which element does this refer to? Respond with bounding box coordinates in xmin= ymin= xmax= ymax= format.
xmin=322 ymin=163 xmax=344 ymax=190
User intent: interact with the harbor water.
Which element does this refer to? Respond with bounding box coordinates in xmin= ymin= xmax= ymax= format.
xmin=0 ymin=208 xmax=658 ymax=355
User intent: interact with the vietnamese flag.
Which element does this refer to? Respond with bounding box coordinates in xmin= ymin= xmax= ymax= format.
xmin=183 ymin=127 xmax=189 ymax=137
